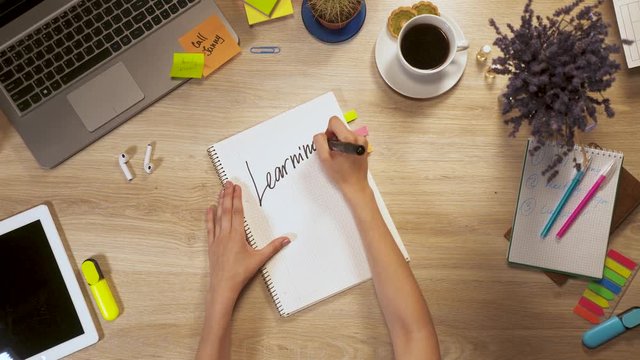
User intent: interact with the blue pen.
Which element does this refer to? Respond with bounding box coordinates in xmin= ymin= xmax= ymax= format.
xmin=540 ymin=156 xmax=591 ymax=238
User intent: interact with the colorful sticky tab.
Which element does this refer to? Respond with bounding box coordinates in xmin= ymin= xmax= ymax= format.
xmin=578 ymin=297 xmax=605 ymax=317
xmin=607 ymin=249 xmax=637 ymax=270
xmin=574 ymin=250 xmax=637 ymax=324
xmin=598 ymin=278 xmax=622 ymax=295
xmin=587 ymin=282 xmax=615 ymax=301
xmin=344 ymin=109 xmax=358 ymax=123
xmin=178 ymin=15 xmax=241 ymax=77
xmin=574 ymin=304 xmax=602 ymax=324
xmin=170 ymin=53 xmax=205 ymax=78
xmin=582 ymin=289 xmax=609 ymax=308
xmin=603 ymin=267 xmax=627 ymax=287
xmin=352 ymin=125 xmax=372 ymax=152
xmin=353 ymin=126 xmax=369 ymax=136
xmin=605 ymin=258 xmax=632 ymax=278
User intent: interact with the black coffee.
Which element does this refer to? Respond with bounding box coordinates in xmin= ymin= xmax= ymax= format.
xmin=400 ymin=24 xmax=450 ymax=70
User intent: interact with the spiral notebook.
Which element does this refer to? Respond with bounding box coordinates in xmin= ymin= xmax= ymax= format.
xmin=207 ymin=92 xmax=408 ymax=316
xmin=508 ymin=140 xmax=624 ymax=279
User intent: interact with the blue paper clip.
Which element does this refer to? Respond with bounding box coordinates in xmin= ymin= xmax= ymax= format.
xmin=250 ymin=46 xmax=281 ymax=54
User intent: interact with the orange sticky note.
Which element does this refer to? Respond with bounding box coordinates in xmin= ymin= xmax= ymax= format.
xmin=178 ymin=15 xmax=241 ymax=77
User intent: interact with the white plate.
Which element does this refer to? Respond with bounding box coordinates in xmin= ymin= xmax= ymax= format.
xmin=375 ymin=14 xmax=468 ymax=98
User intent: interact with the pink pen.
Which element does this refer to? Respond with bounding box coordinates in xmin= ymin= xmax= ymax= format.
xmin=556 ymin=160 xmax=617 ymax=239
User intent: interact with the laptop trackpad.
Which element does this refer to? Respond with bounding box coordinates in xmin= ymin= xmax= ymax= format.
xmin=67 ymin=62 xmax=144 ymax=132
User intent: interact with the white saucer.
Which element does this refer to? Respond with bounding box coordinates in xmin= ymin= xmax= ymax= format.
xmin=375 ymin=14 xmax=468 ymax=99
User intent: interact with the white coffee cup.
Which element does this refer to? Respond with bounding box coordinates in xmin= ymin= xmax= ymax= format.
xmin=397 ymin=15 xmax=469 ymax=75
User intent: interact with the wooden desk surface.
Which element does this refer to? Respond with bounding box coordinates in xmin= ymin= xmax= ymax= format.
xmin=1 ymin=1 xmax=639 ymax=359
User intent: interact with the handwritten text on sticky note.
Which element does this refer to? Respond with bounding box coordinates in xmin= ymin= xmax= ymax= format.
xmin=178 ymin=15 xmax=240 ymax=77
xmin=170 ymin=53 xmax=205 ymax=78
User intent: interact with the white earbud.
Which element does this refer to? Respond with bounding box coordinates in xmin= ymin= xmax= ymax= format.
xmin=119 ymin=153 xmax=134 ymax=181
xmin=143 ymin=143 xmax=154 ymax=174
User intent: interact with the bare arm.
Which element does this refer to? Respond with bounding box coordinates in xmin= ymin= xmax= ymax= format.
xmin=196 ymin=294 xmax=234 ymax=360
xmin=197 ymin=182 xmax=290 ymax=360
xmin=314 ymin=116 xmax=441 ymax=360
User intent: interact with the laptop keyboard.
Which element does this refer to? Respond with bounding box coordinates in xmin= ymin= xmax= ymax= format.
xmin=0 ymin=0 xmax=199 ymax=115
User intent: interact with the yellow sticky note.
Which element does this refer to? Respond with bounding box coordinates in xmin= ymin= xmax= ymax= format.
xmin=244 ymin=0 xmax=293 ymax=25
xmin=178 ymin=15 xmax=241 ymax=77
xmin=344 ymin=109 xmax=358 ymax=123
xmin=170 ymin=53 xmax=205 ymax=78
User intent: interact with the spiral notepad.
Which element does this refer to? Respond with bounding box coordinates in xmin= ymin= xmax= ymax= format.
xmin=508 ymin=140 xmax=624 ymax=278
xmin=207 ymin=92 xmax=408 ymax=316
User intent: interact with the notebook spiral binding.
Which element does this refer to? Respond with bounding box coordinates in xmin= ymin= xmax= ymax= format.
xmin=207 ymin=146 xmax=288 ymax=317
xmin=582 ymin=143 xmax=624 ymax=158
xmin=207 ymin=146 xmax=229 ymax=183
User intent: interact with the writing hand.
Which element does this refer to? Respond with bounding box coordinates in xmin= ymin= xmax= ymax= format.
xmin=206 ymin=181 xmax=290 ymax=304
xmin=314 ymin=116 xmax=370 ymax=201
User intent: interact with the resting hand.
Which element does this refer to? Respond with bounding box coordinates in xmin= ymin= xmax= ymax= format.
xmin=206 ymin=181 xmax=290 ymax=303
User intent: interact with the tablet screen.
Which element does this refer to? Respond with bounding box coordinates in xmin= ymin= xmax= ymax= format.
xmin=0 ymin=220 xmax=84 ymax=359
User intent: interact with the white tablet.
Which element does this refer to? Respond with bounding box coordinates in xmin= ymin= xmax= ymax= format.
xmin=0 ymin=205 xmax=98 ymax=360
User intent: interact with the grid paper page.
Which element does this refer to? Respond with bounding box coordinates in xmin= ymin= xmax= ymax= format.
xmin=508 ymin=141 xmax=623 ymax=278
xmin=614 ymin=0 xmax=640 ymax=68
xmin=209 ymin=92 xmax=407 ymax=316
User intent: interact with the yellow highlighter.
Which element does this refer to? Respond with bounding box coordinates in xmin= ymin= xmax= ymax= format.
xmin=82 ymin=259 xmax=120 ymax=321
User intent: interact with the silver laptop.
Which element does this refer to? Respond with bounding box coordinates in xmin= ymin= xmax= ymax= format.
xmin=0 ymin=0 xmax=238 ymax=168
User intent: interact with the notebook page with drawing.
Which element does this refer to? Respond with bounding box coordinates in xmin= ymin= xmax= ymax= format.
xmin=207 ymin=92 xmax=408 ymax=316
xmin=508 ymin=140 xmax=623 ymax=278
xmin=613 ymin=0 xmax=640 ymax=68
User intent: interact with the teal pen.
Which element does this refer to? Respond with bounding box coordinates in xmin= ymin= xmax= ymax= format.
xmin=540 ymin=158 xmax=590 ymax=238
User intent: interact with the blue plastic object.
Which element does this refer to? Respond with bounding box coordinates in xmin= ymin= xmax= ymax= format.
xmin=301 ymin=0 xmax=366 ymax=44
xmin=582 ymin=316 xmax=626 ymax=349
xmin=621 ymin=307 xmax=640 ymax=328
xmin=582 ymin=307 xmax=640 ymax=349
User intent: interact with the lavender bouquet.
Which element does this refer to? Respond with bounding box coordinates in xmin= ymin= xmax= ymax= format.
xmin=489 ymin=0 xmax=629 ymax=181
